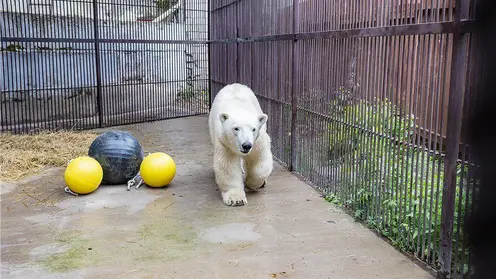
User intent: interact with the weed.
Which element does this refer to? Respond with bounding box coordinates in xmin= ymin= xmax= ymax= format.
xmin=324 ymin=98 xmax=474 ymax=274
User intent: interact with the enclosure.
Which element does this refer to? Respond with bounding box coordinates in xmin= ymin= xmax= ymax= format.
xmin=1 ymin=0 xmax=479 ymax=278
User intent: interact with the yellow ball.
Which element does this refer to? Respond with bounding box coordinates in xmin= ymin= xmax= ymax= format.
xmin=64 ymin=156 xmax=103 ymax=195
xmin=140 ymin=152 xmax=176 ymax=188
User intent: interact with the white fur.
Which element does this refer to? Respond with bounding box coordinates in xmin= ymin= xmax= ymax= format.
xmin=208 ymin=83 xmax=274 ymax=206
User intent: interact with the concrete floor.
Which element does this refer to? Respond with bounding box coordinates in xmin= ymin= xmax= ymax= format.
xmin=1 ymin=116 xmax=434 ymax=279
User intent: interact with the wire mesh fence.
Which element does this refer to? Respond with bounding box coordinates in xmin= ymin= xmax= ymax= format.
xmin=0 ymin=0 xmax=209 ymax=133
xmin=210 ymin=0 xmax=479 ymax=278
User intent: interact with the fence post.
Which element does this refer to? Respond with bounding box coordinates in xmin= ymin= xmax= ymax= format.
xmin=92 ymin=0 xmax=103 ymax=128
xmin=235 ymin=0 xmax=240 ymax=81
xmin=289 ymin=0 xmax=299 ymax=171
xmin=207 ymin=0 xmax=212 ymax=109
xmin=438 ymin=0 xmax=470 ymax=278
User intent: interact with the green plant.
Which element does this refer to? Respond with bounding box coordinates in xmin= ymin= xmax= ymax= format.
xmin=177 ymin=87 xmax=195 ymax=101
xmin=177 ymin=87 xmax=208 ymax=102
xmin=175 ymin=86 xmax=209 ymax=113
xmin=156 ymin=0 xmax=178 ymax=12
xmin=2 ymin=44 xmax=24 ymax=52
xmin=325 ymin=98 xmax=475 ymax=274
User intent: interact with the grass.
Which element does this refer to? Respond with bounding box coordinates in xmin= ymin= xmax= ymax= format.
xmin=319 ymin=96 xmax=475 ymax=274
xmin=0 ymin=131 xmax=98 ymax=182
xmin=287 ymin=89 xmax=475 ymax=274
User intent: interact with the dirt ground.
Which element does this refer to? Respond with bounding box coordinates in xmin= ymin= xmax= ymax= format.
xmin=0 ymin=116 xmax=434 ymax=279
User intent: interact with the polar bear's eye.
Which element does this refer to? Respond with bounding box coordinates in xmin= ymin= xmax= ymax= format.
xmin=252 ymin=128 xmax=256 ymax=132
xmin=234 ymin=127 xmax=239 ymax=131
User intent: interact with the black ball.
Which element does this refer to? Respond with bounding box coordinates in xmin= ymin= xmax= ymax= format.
xmin=88 ymin=131 xmax=144 ymax=185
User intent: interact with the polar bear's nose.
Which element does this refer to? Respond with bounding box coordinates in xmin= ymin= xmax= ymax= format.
xmin=241 ymin=142 xmax=252 ymax=152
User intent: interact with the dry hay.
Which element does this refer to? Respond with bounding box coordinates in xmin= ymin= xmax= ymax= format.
xmin=0 ymin=131 xmax=98 ymax=182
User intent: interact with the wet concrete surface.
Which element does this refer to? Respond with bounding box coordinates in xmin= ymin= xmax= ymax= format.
xmin=1 ymin=116 xmax=434 ymax=279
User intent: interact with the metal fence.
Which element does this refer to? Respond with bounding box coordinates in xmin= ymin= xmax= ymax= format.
xmin=210 ymin=0 xmax=479 ymax=278
xmin=0 ymin=0 xmax=481 ymax=278
xmin=0 ymin=0 xmax=209 ymax=133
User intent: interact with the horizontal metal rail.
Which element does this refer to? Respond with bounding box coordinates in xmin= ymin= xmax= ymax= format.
xmin=209 ymin=21 xmax=476 ymax=44
xmin=0 ymin=78 xmax=210 ymax=94
xmin=210 ymin=0 xmax=239 ymax=12
xmin=48 ymin=0 xmax=207 ymax=12
xmin=212 ymin=79 xmax=474 ymax=167
xmin=0 ymin=37 xmax=209 ymax=45
xmin=3 ymin=21 xmax=475 ymax=46
xmin=255 ymin=93 xmax=476 ymax=168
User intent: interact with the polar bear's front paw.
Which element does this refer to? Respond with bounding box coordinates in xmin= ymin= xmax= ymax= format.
xmin=221 ymin=189 xmax=248 ymax=206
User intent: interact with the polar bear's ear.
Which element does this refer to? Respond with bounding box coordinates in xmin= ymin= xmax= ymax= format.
xmin=258 ymin=114 xmax=268 ymax=126
xmin=219 ymin=113 xmax=229 ymax=123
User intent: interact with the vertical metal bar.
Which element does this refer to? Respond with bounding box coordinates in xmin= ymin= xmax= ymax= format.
xmin=453 ymin=33 xmax=475 ymax=279
xmin=207 ymin=0 xmax=212 ymax=108
xmin=392 ymin=33 xmax=404 ymax=244
xmin=235 ymin=0 xmax=240 ymax=81
xmin=438 ymin=0 xmax=470 ymax=277
xmin=92 ymin=0 xmax=103 ymax=128
xmin=427 ymin=33 xmax=444 ymax=266
xmin=419 ymin=33 xmax=434 ymax=261
xmin=183 ymin=0 xmax=187 ymax=24
xmin=290 ymin=0 xmax=298 ymax=172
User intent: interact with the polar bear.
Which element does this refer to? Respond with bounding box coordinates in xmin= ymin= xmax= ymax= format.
xmin=208 ymin=83 xmax=274 ymax=206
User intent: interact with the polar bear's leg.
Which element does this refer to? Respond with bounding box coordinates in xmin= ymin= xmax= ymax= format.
xmin=244 ymin=134 xmax=274 ymax=191
xmin=213 ymin=144 xmax=247 ymax=206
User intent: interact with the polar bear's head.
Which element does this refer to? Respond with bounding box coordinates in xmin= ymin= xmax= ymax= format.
xmin=219 ymin=112 xmax=268 ymax=156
